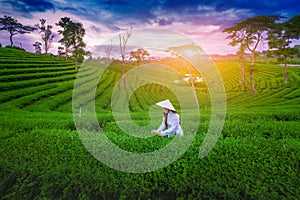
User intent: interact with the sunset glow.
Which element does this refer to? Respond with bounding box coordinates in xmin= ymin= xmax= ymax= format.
xmin=0 ymin=0 xmax=299 ymax=56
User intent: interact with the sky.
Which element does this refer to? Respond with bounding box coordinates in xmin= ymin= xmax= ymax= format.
xmin=0 ymin=0 xmax=299 ymax=57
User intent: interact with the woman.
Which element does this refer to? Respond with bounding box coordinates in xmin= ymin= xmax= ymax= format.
xmin=151 ymin=99 xmax=184 ymax=137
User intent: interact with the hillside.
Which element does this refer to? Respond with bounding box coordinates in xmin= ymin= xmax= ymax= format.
xmin=1 ymin=47 xmax=299 ymax=113
xmin=0 ymin=47 xmax=299 ymax=199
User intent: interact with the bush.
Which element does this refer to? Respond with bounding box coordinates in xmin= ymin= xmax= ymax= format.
xmin=47 ymin=53 xmax=58 ymax=57
xmin=286 ymin=58 xmax=300 ymax=64
xmin=5 ymin=45 xmax=26 ymax=51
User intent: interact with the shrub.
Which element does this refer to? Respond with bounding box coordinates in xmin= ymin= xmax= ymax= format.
xmin=5 ymin=45 xmax=26 ymax=51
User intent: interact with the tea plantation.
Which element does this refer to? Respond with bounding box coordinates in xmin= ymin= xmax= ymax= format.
xmin=0 ymin=47 xmax=299 ymax=199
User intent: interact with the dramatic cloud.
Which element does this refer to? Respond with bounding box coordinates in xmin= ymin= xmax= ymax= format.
xmin=2 ymin=0 xmax=55 ymax=17
xmin=0 ymin=0 xmax=299 ymax=55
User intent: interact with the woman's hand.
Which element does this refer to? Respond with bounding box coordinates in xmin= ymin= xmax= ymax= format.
xmin=157 ymin=131 xmax=163 ymax=136
xmin=151 ymin=130 xmax=163 ymax=136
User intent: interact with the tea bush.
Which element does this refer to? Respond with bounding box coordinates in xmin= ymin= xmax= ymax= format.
xmin=0 ymin=48 xmax=299 ymax=199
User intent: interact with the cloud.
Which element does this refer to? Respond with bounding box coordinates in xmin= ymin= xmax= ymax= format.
xmin=3 ymin=0 xmax=298 ymax=35
xmin=0 ymin=0 xmax=299 ymax=55
xmin=89 ymin=25 xmax=101 ymax=33
xmin=3 ymin=0 xmax=55 ymax=17
xmin=147 ymin=3 xmax=254 ymax=30
xmin=3 ymin=0 xmax=300 ymax=25
xmin=157 ymin=18 xmax=174 ymax=26
xmin=212 ymin=0 xmax=300 ymax=17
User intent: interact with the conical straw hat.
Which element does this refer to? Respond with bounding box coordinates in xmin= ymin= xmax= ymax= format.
xmin=156 ymin=99 xmax=176 ymax=111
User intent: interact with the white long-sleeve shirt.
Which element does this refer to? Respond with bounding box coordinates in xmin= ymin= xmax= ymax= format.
xmin=157 ymin=112 xmax=184 ymax=137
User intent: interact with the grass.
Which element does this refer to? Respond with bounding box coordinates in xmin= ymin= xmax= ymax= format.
xmin=0 ymin=47 xmax=299 ymax=199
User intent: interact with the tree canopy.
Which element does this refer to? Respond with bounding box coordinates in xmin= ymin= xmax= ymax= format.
xmin=223 ymin=15 xmax=281 ymax=65
xmin=56 ymin=17 xmax=90 ymax=70
xmin=129 ymin=48 xmax=150 ymax=65
xmin=35 ymin=18 xmax=56 ymax=54
xmin=33 ymin=41 xmax=42 ymax=54
xmin=267 ymin=14 xmax=300 ymax=85
xmin=0 ymin=15 xmax=36 ymax=46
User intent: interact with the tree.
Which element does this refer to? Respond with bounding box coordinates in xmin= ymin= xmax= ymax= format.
xmin=58 ymin=46 xmax=65 ymax=57
xmin=119 ymin=27 xmax=132 ymax=89
xmin=244 ymin=16 xmax=280 ymax=65
xmin=223 ymin=15 xmax=281 ymax=94
xmin=0 ymin=15 xmax=36 ymax=46
xmin=33 ymin=42 xmax=42 ymax=54
xmin=223 ymin=23 xmax=248 ymax=93
xmin=70 ymin=21 xmax=85 ymax=68
xmin=267 ymin=14 xmax=300 ymax=85
xmin=56 ymin=17 xmax=72 ymax=60
xmin=295 ymin=45 xmax=300 ymax=58
xmin=104 ymin=40 xmax=113 ymax=66
xmin=129 ymin=48 xmax=150 ymax=65
xmin=35 ymin=18 xmax=55 ymax=54
xmin=237 ymin=45 xmax=248 ymax=93
xmin=166 ymin=44 xmax=200 ymax=108
xmin=56 ymin=17 xmax=89 ymax=70
xmin=285 ymin=14 xmax=300 ymax=40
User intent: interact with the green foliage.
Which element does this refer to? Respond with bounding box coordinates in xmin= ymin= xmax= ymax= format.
xmin=0 ymin=48 xmax=299 ymax=199
xmin=33 ymin=41 xmax=42 ymax=54
xmin=56 ymin=17 xmax=88 ymax=70
xmin=223 ymin=15 xmax=281 ymax=65
xmin=129 ymin=48 xmax=150 ymax=65
xmin=35 ymin=18 xmax=55 ymax=54
xmin=284 ymin=14 xmax=300 ymax=39
xmin=4 ymin=45 xmax=25 ymax=51
xmin=265 ymin=14 xmax=300 ymax=66
xmin=0 ymin=111 xmax=299 ymax=199
xmin=0 ymin=15 xmax=36 ymax=46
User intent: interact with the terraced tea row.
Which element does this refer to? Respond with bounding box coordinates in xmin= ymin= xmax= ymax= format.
xmin=216 ymin=62 xmax=300 ymax=109
xmin=1 ymin=47 xmax=300 ymax=114
xmin=0 ymin=66 xmax=75 ymax=76
xmin=1 ymin=47 xmax=299 ymax=199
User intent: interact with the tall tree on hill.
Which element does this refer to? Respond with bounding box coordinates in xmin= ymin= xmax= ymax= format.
xmin=166 ymin=44 xmax=200 ymax=109
xmin=35 ymin=18 xmax=55 ymax=54
xmin=237 ymin=44 xmax=248 ymax=93
xmin=119 ymin=27 xmax=132 ymax=89
xmin=56 ymin=17 xmax=89 ymax=70
xmin=223 ymin=15 xmax=281 ymax=94
xmin=223 ymin=24 xmax=248 ymax=93
xmin=68 ymin=21 xmax=90 ymax=70
xmin=56 ymin=17 xmax=72 ymax=60
xmin=105 ymin=40 xmax=113 ymax=66
xmin=267 ymin=14 xmax=300 ymax=85
xmin=0 ymin=15 xmax=36 ymax=46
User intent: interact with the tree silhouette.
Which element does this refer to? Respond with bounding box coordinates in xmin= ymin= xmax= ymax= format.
xmin=57 ymin=46 xmax=65 ymax=57
xmin=223 ymin=15 xmax=281 ymax=94
xmin=35 ymin=18 xmax=55 ymax=54
xmin=33 ymin=42 xmax=42 ymax=54
xmin=56 ymin=17 xmax=72 ymax=60
xmin=267 ymin=14 xmax=300 ymax=85
xmin=0 ymin=15 xmax=36 ymax=46
xmin=105 ymin=40 xmax=113 ymax=66
xmin=167 ymin=44 xmax=201 ymax=108
xmin=119 ymin=27 xmax=132 ymax=89
xmin=56 ymin=17 xmax=89 ymax=70
xmin=129 ymin=48 xmax=150 ymax=65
